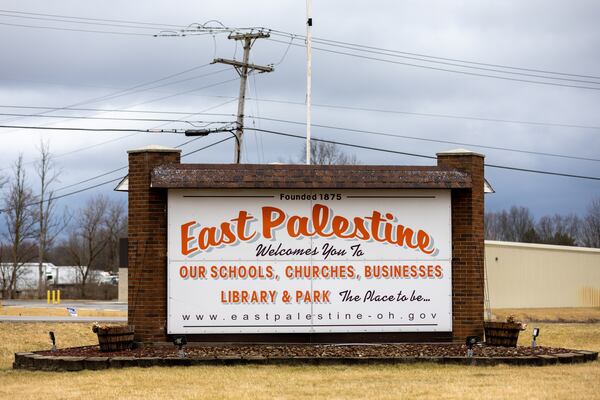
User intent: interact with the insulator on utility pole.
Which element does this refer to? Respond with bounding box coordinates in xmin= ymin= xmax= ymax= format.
xmin=212 ymin=32 xmax=273 ymax=164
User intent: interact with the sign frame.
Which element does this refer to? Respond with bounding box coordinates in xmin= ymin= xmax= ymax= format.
xmin=166 ymin=188 xmax=452 ymax=335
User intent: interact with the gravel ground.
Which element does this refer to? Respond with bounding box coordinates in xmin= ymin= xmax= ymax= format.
xmin=37 ymin=343 xmax=575 ymax=359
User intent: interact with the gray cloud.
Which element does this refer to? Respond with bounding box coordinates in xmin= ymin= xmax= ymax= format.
xmin=0 ymin=0 xmax=598 ymax=219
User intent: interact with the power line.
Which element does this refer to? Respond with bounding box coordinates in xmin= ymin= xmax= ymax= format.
xmin=0 ymin=99 xmax=237 ymax=173
xmin=182 ymin=135 xmax=234 ymax=157
xmin=273 ymin=35 xmax=600 ymax=86
xmin=0 ymin=76 xmax=240 ymax=139
xmin=0 ymin=132 xmax=141 ymax=174
xmin=245 ymin=127 xmax=600 ymax=181
xmin=4 ymin=10 xmax=597 ymax=81
xmin=52 ymin=133 xmax=141 ymax=160
xmin=78 ymin=68 xmax=231 ymax=106
xmin=1 ymin=117 xmax=598 ymax=164
xmin=1 ymin=123 xmax=596 ymax=214
xmin=0 ymin=63 xmax=213 ymax=126
xmin=0 ymin=135 xmax=233 ymax=213
xmin=267 ymin=30 xmax=600 ymax=81
xmin=483 ymin=163 xmax=600 ymax=180
xmin=250 ymin=126 xmax=436 ymax=160
xmin=46 ymin=100 xmax=238 ymax=188
xmin=51 ymin=136 xmax=233 ymax=196
xmin=0 ymin=104 xmax=234 ymax=118
xmin=120 ymin=77 xmax=240 ymax=109
xmin=55 ymin=166 xmax=128 ymax=192
xmin=10 ymin=107 xmax=591 ymax=162
xmin=305 ymin=102 xmax=600 ymax=132
xmin=267 ymin=38 xmax=600 ymax=91
xmin=0 ymin=111 xmax=233 ymax=125
xmin=55 ymin=136 xmax=233 ymax=193
xmin=242 ymin=96 xmax=600 ymax=131
xmin=52 ymin=176 xmax=125 ymax=202
xmin=0 ymin=13 xmax=230 ymax=38
xmin=0 ymin=9 xmax=184 ymax=29
xmin=0 ymin=124 xmax=182 ymax=134
xmin=0 ymin=12 xmax=179 ymax=32
xmin=0 ymin=93 xmax=237 ymax=172
xmin=0 ymin=21 xmax=152 ymax=37
xmin=0 ymin=11 xmax=259 ymax=40
xmin=1 ymin=101 xmax=598 ymax=131
xmin=3 ymin=9 xmax=595 ymax=81
xmin=248 ymin=115 xmax=600 ymax=163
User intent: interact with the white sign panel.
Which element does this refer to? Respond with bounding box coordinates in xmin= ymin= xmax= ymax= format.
xmin=167 ymin=189 xmax=452 ymax=334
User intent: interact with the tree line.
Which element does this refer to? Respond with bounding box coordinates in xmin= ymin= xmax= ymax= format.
xmin=0 ymin=143 xmax=126 ymax=299
xmin=485 ymin=199 xmax=600 ymax=247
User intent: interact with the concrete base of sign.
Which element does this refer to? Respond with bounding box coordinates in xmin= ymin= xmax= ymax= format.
xmin=13 ymin=347 xmax=597 ymax=371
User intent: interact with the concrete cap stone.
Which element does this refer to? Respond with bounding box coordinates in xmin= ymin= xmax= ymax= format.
xmin=127 ymin=145 xmax=181 ymax=154
xmin=436 ymin=148 xmax=485 ymax=158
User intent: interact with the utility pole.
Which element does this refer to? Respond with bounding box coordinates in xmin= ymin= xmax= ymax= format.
xmin=213 ymin=32 xmax=273 ymax=163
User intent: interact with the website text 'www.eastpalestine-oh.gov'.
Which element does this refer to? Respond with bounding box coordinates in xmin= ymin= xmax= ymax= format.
xmin=179 ymin=310 xmax=439 ymax=325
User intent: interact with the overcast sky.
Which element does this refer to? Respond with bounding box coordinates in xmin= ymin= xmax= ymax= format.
xmin=0 ymin=0 xmax=598 ymax=218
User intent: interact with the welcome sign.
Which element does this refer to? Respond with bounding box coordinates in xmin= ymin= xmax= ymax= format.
xmin=167 ymin=189 xmax=452 ymax=334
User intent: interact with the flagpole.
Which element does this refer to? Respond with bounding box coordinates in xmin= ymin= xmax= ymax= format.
xmin=306 ymin=0 xmax=313 ymax=165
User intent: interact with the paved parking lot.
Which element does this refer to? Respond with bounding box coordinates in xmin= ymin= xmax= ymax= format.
xmin=0 ymin=299 xmax=127 ymax=322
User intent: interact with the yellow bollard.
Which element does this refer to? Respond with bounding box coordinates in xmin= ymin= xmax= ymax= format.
xmin=57 ymin=290 xmax=61 ymax=304
xmin=51 ymin=290 xmax=56 ymax=304
xmin=47 ymin=290 xmax=51 ymax=304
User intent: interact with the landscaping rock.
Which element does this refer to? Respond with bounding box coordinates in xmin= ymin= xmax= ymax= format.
xmin=15 ymin=343 xmax=597 ymax=371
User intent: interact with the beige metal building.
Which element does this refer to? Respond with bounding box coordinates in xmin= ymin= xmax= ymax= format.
xmin=118 ymin=267 xmax=127 ymax=303
xmin=485 ymin=240 xmax=600 ymax=308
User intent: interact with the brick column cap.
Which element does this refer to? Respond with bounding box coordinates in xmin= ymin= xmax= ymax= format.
xmin=436 ymin=148 xmax=485 ymax=158
xmin=127 ymin=144 xmax=181 ymax=154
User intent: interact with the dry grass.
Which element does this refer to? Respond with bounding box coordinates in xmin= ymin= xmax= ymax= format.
xmin=0 ymin=307 xmax=126 ymax=318
xmin=0 ymin=322 xmax=97 ymax=369
xmin=0 ymin=322 xmax=598 ymax=400
xmin=1 ymin=361 xmax=600 ymax=400
xmin=492 ymin=307 xmax=600 ymax=323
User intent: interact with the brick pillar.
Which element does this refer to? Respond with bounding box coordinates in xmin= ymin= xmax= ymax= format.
xmin=128 ymin=145 xmax=181 ymax=343
xmin=437 ymin=149 xmax=485 ymax=342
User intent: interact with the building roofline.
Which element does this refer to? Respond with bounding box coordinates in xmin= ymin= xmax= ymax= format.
xmin=485 ymin=240 xmax=600 ymax=253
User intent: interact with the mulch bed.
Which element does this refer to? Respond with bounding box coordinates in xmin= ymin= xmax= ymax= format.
xmin=37 ymin=343 xmax=576 ymax=358
xmin=14 ymin=343 xmax=596 ymax=370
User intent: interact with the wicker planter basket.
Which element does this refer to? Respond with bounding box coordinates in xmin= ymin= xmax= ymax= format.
xmin=484 ymin=322 xmax=525 ymax=347
xmin=92 ymin=325 xmax=135 ymax=352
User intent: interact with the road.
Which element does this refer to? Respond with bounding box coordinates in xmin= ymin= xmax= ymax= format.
xmin=0 ymin=315 xmax=126 ymax=322
xmin=0 ymin=299 xmax=127 ymax=311
xmin=0 ymin=299 xmax=127 ymax=322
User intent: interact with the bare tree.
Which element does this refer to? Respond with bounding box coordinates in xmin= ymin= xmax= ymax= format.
xmin=484 ymin=206 xmax=535 ymax=242
xmin=104 ymin=200 xmax=127 ymax=273
xmin=536 ymin=214 xmax=580 ymax=246
xmin=506 ymin=206 xmax=536 ymax=242
xmin=293 ymin=141 xmax=360 ymax=165
xmin=0 ymin=244 xmax=5 ymax=296
xmin=484 ymin=212 xmax=501 ymax=240
xmin=581 ymin=197 xmax=600 ymax=248
xmin=1 ymin=155 xmax=37 ymax=298
xmin=34 ymin=141 xmax=66 ymax=298
xmin=0 ymin=177 xmax=6 ymax=295
xmin=66 ymin=195 xmax=110 ymax=297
